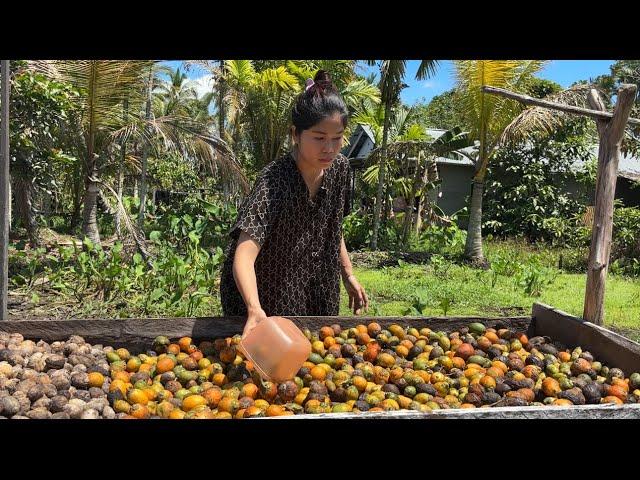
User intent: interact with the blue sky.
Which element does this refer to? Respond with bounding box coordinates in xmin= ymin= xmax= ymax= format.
xmin=359 ymin=60 xmax=617 ymax=105
xmin=162 ymin=60 xmax=617 ymax=106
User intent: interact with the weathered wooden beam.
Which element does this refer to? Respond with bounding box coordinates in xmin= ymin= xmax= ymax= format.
xmin=583 ymin=85 xmax=637 ymax=325
xmin=0 ymin=315 xmax=533 ymax=351
xmin=273 ymin=402 xmax=640 ymax=419
xmin=0 ymin=61 xmax=10 ymax=321
xmin=533 ymin=302 xmax=640 ymax=374
xmin=482 ymin=85 xmax=640 ymax=126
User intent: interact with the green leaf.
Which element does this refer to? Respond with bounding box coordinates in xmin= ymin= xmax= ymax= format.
xmin=150 ymin=288 xmax=164 ymax=302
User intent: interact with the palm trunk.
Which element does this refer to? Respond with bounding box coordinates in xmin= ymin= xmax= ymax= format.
xmin=231 ymin=113 xmax=241 ymax=152
xmin=218 ymin=59 xmax=226 ymax=140
xmin=383 ymin=184 xmax=392 ymax=224
xmin=7 ymin=173 xmax=11 ymax=231
xmin=69 ymin=160 xmax=83 ymax=231
xmin=42 ymin=189 xmax=51 ymax=227
xmin=138 ymin=68 xmax=153 ymax=229
xmin=464 ymin=124 xmax=490 ymax=267
xmin=414 ymin=156 xmax=437 ymax=236
xmin=115 ymin=98 xmax=128 ymax=237
xmin=81 ymin=63 xmax=101 ymax=245
xmin=81 ymin=110 xmax=100 ymax=243
xmin=81 ymin=159 xmax=101 ymax=245
xmin=13 ymin=177 xmax=39 ymax=245
xmin=402 ymin=152 xmax=425 ymax=246
xmin=464 ymin=180 xmax=486 ymax=266
xmin=401 ymin=197 xmax=414 ymax=249
xmin=370 ymin=99 xmax=392 ymax=250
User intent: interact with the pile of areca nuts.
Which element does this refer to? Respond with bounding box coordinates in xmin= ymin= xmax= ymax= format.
xmin=1 ymin=320 xmax=639 ymax=419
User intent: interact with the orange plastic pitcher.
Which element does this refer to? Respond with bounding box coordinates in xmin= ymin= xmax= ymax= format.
xmin=238 ymin=316 xmax=311 ymax=383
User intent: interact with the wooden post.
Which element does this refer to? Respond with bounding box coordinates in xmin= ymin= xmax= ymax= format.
xmin=583 ymin=85 xmax=637 ymax=325
xmin=1 ymin=60 xmax=10 ymax=321
xmin=481 ymin=84 xmax=639 ymax=326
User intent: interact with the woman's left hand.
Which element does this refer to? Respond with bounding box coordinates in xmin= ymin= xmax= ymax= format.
xmin=343 ymin=274 xmax=369 ymax=315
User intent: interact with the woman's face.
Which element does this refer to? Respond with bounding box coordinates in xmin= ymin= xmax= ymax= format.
xmin=295 ymin=112 xmax=345 ymax=170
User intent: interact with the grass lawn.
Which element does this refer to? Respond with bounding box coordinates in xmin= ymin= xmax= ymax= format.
xmin=339 ymin=244 xmax=640 ymax=341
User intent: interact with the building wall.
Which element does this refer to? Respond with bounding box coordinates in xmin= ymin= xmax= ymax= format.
xmin=562 ymin=177 xmax=639 ymax=208
xmin=432 ymin=163 xmax=474 ymax=217
xmin=359 ymin=138 xmax=375 ymax=159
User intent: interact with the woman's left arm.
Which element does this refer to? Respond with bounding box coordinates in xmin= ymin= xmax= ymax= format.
xmin=340 ymin=235 xmax=369 ymax=315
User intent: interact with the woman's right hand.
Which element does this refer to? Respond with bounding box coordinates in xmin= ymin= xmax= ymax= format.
xmin=242 ymin=305 xmax=268 ymax=338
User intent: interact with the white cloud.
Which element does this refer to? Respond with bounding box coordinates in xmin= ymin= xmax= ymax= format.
xmin=422 ymin=81 xmax=436 ymax=89
xmin=190 ymin=74 xmax=216 ymax=99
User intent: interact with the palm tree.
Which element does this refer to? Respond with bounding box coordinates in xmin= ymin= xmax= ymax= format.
xmin=28 ymin=60 xmax=154 ymax=244
xmin=154 ymin=65 xmax=198 ymax=117
xmin=138 ymin=65 xmax=154 ymax=229
xmin=369 ymin=60 xmax=439 ymax=250
xmin=30 ymin=60 xmax=247 ymax=247
xmin=453 ymin=60 xmax=546 ymax=266
xmin=358 ymin=103 xmax=472 ymax=247
xmin=221 ymin=60 xmax=380 ymax=172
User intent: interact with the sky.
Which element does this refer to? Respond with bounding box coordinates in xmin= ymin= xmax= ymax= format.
xmin=161 ymin=60 xmax=617 ymax=106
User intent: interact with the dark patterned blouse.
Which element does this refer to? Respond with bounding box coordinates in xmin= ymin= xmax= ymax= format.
xmin=219 ymin=152 xmax=352 ymax=316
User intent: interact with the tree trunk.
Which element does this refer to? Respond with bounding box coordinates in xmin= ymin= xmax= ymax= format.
xmin=464 ymin=124 xmax=489 ymax=267
xmin=218 ymin=59 xmax=226 ymax=140
xmin=464 ymin=180 xmax=487 ymax=267
xmin=383 ymin=185 xmax=392 ymax=224
xmin=401 ymin=197 xmax=414 ymax=248
xmin=583 ymin=85 xmax=637 ymax=325
xmin=82 ymin=104 xmax=100 ymax=245
xmin=115 ymin=98 xmax=128 ymax=237
xmin=414 ymin=157 xmax=438 ymax=236
xmin=370 ymin=100 xmax=392 ymax=250
xmin=69 ymin=160 xmax=83 ymax=231
xmin=13 ymin=176 xmax=40 ymax=246
xmin=81 ymin=157 xmax=101 ymax=245
xmin=7 ymin=172 xmax=10 ymax=231
xmin=138 ymin=68 xmax=153 ymax=229
xmin=402 ymin=151 xmax=425 ymax=247
xmin=42 ymin=189 xmax=51 ymax=227
xmin=1 ymin=60 xmax=9 ymax=321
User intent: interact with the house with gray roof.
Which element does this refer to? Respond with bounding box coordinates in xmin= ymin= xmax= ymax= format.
xmin=343 ymin=124 xmax=640 ymax=216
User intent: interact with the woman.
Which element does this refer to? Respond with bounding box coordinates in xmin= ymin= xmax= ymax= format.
xmin=220 ymin=70 xmax=368 ymax=337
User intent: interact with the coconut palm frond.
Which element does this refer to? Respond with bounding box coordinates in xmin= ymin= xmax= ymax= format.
xmin=500 ymin=83 xmax=596 ymax=145
xmin=416 ymin=60 xmax=439 ymax=80
xmin=28 ymin=60 xmax=153 ymax=130
xmin=93 ymin=177 xmax=151 ymax=260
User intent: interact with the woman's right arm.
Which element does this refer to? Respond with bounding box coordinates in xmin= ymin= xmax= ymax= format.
xmin=233 ymin=231 xmax=268 ymax=337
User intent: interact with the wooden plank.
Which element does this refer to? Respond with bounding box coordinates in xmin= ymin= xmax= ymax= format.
xmin=272 ymin=402 xmax=640 ymax=419
xmin=0 ymin=60 xmax=9 ymax=321
xmin=532 ymin=302 xmax=640 ymax=375
xmin=0 ymin=315 xmax=532 ymax=350
xmin=583 ymin=85 xmax=637 ymax=325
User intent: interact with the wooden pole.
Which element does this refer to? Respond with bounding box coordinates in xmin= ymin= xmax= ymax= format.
xmin=583 ymin=85 xmax=637 ymax=325
xmin=1 ymin=60 xmax=10 ymax=321
xmin=482 ymin=86 xmax=640 ymax=126
xmin=482 ymin=83 xmax=639 ymax=326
